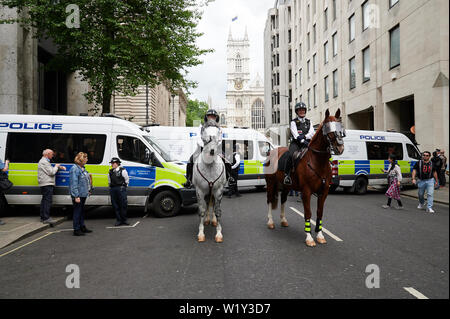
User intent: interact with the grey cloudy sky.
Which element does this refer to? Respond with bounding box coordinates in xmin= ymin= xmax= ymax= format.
xmin=186 ymin=0 xmax=275 ymax=109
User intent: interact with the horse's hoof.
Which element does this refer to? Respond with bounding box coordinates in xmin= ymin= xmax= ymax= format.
xmin=212 ymin=221 xmax=218 ymax=227
xmin=204 ymin=220 xmax=210 ymax=226
xmin=317 ymin=237 xmax=327 ymax=244
xmin=281 ymin=221 xmax=289 ymax=227
xmin=305 ymin=240 xmax=316 ymax=247
xmin=268 ymin=223 xmax=275 ymax=229
xmin=198 ymin=235 xmax=206 ymax=242
xmin=215 ymin=236 xmax=223 ymax=243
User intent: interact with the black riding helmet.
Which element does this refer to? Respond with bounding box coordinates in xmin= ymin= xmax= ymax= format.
xmin=110 ymin=157 xmax=121 ymax=165
xmin=204 ymin=109 xmax=220 ymax=123
xmin=295 ymin=102 xmax=307 ymax=114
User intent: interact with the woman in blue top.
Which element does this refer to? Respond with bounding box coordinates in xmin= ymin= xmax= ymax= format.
xmin=69 ymin=152 xmax=93 ymax=236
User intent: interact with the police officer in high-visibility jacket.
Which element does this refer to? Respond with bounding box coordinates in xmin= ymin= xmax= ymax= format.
xmin=108 ymin=157 xmax=130 ymax=226
xmin=283 ymin=102 xmax=315 ymax=185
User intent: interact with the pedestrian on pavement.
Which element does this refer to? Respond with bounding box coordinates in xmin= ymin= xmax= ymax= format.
xmin=412 ymin=151 xmax=439 ymax=213
xmin=228 ymin=144 xmax=241 ymax=198
xmin=438 ymin=149 xmax=447 ymax=187
xmin=38 ymin=149 xmax=66 ymax=225
xmin=0 ymin=158 xmax=10 ymax=226
xmin=431 ymin=151 xmax=442 ymax=190
xmin=381 ymin=154 xmax=403 ymax=210
xmin=69 ymin=152 xmax=93 ymax=236
xmin=108 ymin=157 xmax=129 ymax=226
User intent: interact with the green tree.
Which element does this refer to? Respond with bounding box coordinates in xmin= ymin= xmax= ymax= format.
xmin=186 ymin=99 xmax=208 ymax=127
xmin=0 ymin=0 xmax=213 ymax=113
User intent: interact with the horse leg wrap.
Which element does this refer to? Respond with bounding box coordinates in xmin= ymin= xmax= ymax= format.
xmin=315 ymin=219 xmax=323 ymax=233
xmin=304 ymin=220 xmax=311 ymax=233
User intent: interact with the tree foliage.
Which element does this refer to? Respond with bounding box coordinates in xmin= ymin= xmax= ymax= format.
xmin=186 ymin=99 xmax=208 ymax=127
xmin=0 ymin=0 xmax=213 ymax=113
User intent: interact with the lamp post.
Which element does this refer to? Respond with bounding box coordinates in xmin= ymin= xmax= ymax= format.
xmin=145 ymin=83 xmax=149 ymax=126
xmin=171 ymin=92 xmax=176 ymax=126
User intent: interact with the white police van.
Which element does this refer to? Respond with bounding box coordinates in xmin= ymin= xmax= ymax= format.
xmin=330 ymin=129 xmax=422 ymax=194
xmin=0 ymin=114 xmax=196 ymax=217
xmin=144 ymin=126 xmax=275 ymax=189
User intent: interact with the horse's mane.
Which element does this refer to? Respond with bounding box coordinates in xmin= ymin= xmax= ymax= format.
xmin=309 ymin=120 xmax=325 ymax=146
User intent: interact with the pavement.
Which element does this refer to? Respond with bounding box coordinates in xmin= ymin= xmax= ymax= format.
xmin=401 ymin=185 xmax=449 ymax=205
xmin=0 ymin=216 xmax=65 ymax=249
xmin=0 ymin=187 xmax=448 ymax=299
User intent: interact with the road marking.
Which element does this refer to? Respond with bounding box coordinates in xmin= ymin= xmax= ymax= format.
xmin=0 ymin=232 xmax=54 ymax=258
xmin=106 ymin=221 xmax=140 ymax=229
xmin=143 ymin=214 xmax=148 ymax=219
xmin=289 ymin=207 xmax=343 ymax=242
xmin=404 ymin=287 xmax=429 ymax=299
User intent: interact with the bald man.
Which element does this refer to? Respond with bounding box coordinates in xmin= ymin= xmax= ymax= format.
xmin=38 ymin=149 xmax=66 ymax=224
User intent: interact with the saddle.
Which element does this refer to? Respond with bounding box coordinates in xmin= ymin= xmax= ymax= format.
xmin=277 ymin=147 xmax=308 ymax=173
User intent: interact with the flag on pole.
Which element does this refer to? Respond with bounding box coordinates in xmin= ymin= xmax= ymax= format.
xmin=232 ymin=16 xmax=238 ymax=22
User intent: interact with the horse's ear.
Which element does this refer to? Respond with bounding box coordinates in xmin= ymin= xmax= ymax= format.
xmin=335 ymin=108 xmax=341 ymax=119
xmin=325 ymin=109 xmax=330 ymax=119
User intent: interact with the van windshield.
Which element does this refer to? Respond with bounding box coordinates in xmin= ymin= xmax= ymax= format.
xmin=143 ymin=136 xmax=174 ymax=162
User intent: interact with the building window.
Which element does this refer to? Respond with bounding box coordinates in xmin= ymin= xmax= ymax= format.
xmin=289 ymin=69 xmax=292 ymax=83
xmin=288 ymin=49 xmax=292 ymax=63
xmin=313 ymin=24 xmax=316 ymax=44
xmin=251 ymin=99 xmax=265 ymax=130
xmin=299 ymin=68 xmax=303 ymax=86
xmin=333 ymin=69 xmax=338 ymax=97
xmin=363 ymin=46 xmax=370 ymax=82
xmin=313 ymin=54 xmax=317 ymax=73
xmin=324 ymin=41 xmax=329 ymax=64
xmin=390 ymin=25 xmax=400 ymax=69
xmin=332 ymin=32 xmax=338 ymax=56
xmin=313 ymin=84 xmax=317 ymax=107
xmin=307 ymin=60 xmax=311 ymax=78
xmin=313 ymin=0 xmax=316 ymax=15
xmin=299 ymin=43 xmax=302 ymax=60
xmin=307 ymin=88 xmax=311 ymax=110
xmin=324 ymin=76 xmax=329 ymax=102
xmin=390 ymin=0 xmax=399 ymax=8
xmin=324 ymin=8 xmax=328 ymax=31
xmin=307 ymin=32 xmax=310 ymax=50
xmin=349 ymin=14 xmax=355 ymax=42
xmin=362 ymin=1 xmax=370 ymax=31
xmin=349 ymin=56 xmax=356 ymax=89
xmin=307 ymin=4 xmax=310 ymax=22
xmin=333 ymin=0 xmax=337 ymax=21
xmin=288 ymin=29 xmax=292 ymax=43
xmin=235 ymin=54 xmax=242 ymax=72
xmin=236 ymin=99 xmax=242 ymax=109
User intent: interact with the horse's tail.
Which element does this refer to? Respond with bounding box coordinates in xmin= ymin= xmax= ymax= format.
xmin=266 ymin=174 xmax=279 ymax=210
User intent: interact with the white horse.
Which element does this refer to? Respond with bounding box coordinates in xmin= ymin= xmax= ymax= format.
xmin=192 ymin=123 xmax=227 ymax=243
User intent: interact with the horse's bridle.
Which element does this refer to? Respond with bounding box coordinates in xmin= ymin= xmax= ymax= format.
xmin=309 ymin=120 xmax=345 ymax=155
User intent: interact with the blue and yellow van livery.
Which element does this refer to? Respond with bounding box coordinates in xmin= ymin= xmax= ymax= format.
xmin=0 ymin=115 xmax=196 ymax=217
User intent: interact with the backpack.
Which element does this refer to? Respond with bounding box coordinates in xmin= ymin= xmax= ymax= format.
xmin=0 ymin=171 xmax=13 ymax=192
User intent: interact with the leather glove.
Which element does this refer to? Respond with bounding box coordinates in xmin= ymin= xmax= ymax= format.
xmin=296 ymin=136 xmax=305 ymax=144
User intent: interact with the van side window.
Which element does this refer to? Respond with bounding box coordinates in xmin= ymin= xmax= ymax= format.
xmin=406 ymin=144 xmax=421 ymax=160
xmin=366 ymin=142 xmax=403 ymax=160
xmin=258 ymin=141 xmax=272 ymax=157
xmin=6 ymin=133 xmax=106 ymax=164
xmin=221 ymin=140 xmax=254 ymax=160
xmin=117 ymin=136 xmax=149 ymax=164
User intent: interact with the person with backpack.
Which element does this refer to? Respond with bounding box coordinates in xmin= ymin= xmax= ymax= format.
xmin=412 ymin=151 xmax=439 ymax=213
xmin=381 ymin=154 xmax=403 ymax=210
xmin=108 ymin=157 xmax=129 ymax=226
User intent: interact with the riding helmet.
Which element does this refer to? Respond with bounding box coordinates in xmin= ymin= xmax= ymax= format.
xmin=204 ymin=109 xmax=220 ymax=123
xmin=109 ymin=157 xmax=121 ymax=165
xmin=295 ymin=102 xmax=307 ymax=113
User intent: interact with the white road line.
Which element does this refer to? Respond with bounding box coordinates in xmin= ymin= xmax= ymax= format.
xmin=142 ymin=214 xmax=148 ymax=219
xmin=106 ymin=221 xmax=140 ymax=229
xmin=404 ymin=287 xmax=429 ymax=299
xmin=289 ymin=207 xmax=343 ymax=242
xmin=0 ymin=232 xmax=54 ymax=258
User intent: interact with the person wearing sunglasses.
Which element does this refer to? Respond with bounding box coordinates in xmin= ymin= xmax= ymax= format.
xmin=412 ymin=151 xmax=439 ymax=213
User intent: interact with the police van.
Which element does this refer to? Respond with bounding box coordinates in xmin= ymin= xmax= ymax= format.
xmin=144 ymin=126 xmax=275 ymax=189
xmin=330 ymin=129 xmax=422 ymax=194
xmin=0 ymin=114 xmax=196 ymax=217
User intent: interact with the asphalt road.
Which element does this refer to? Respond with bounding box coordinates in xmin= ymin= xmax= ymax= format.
xmin=0 ymin=187 xmax=448 ymax=299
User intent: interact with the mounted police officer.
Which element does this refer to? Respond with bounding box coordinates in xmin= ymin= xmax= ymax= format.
xmin=183 ymin=109 xmax=233 ymax=188
xmin=283 ymin=102 xmax=315 ymax=185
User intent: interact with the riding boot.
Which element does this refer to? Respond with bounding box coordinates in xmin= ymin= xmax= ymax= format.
xmin=283 ymin=156 xmax=292 ymax=185
xmin=183 ymin=161 xmax=193 ymax=188
xmin=225 ymin=162 xmax=234 ymax=183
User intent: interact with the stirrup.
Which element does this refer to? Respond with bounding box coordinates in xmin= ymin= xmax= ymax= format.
xmin=284 ymin=175 xmax=292 ymax=185
xmin=183 ymin=180 xmax=192 ymax=188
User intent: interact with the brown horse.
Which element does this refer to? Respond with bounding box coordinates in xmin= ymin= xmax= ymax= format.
xmin=264 ymin=109 xmax=345 ymax=247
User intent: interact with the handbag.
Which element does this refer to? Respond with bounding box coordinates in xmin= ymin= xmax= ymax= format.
xmin=0 ymin=171 xmax=13 ymax=192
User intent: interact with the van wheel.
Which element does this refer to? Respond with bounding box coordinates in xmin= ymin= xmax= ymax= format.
xmin=354 ymin=177 xmax=368 ymax=195
xmin=152 ymin=190 xmax=181 ymax=218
